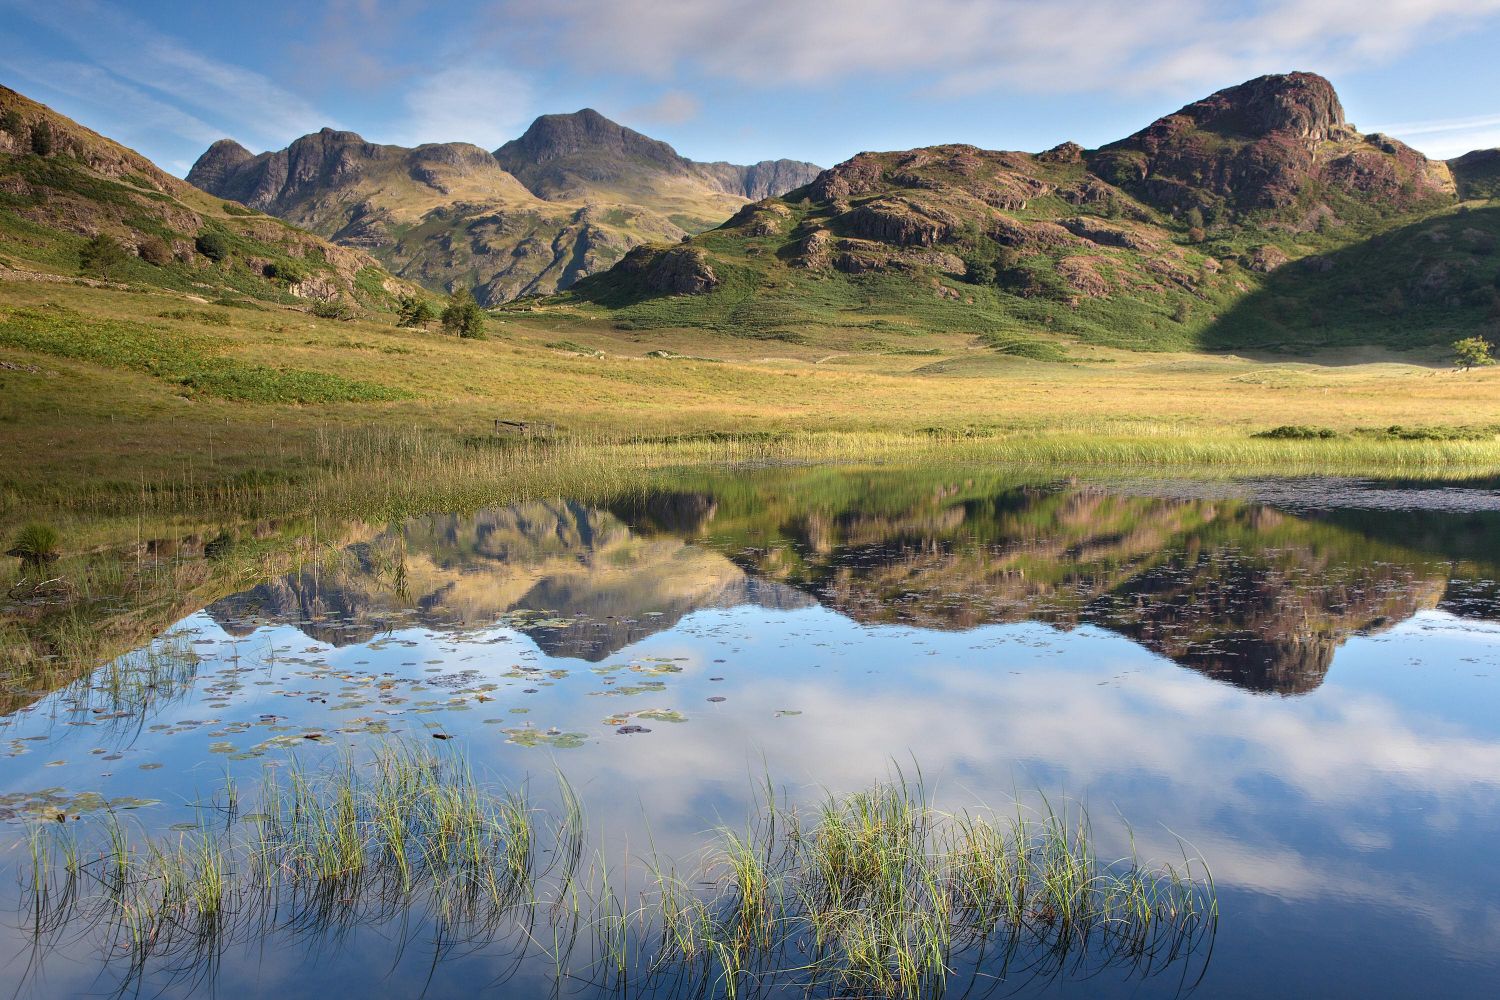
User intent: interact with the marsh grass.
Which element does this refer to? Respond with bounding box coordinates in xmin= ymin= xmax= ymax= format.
xmin=15 ymin=747 xmax=1216 ymax=997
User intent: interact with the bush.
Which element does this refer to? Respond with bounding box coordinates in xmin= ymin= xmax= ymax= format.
xmin=195 ymin=231 xmax=230 ymax=262
xmin=264 ymin=260 xmax=307 ymax=284
xmin=78 ymin=233 xmax=129 ymax=279
xmin=137 ymin=235 xmax=172 ymax=266
xmin=7 ymin=523 xmax=60 ymax=566
xmin=1252 ymin=425 xmax=1340 ymax=439
xmin=29 ymin=119 xmax=53 ymax=156
xmin=311 ymin=300 xmax=353 ymax=321
xmin=441 ymin=288 xmax=486 ymax=338
xmin=0 ymin=109 xmax=22 ymax=137
xmin=396 ymin=293 xmax=435 ymax=329
xmin=222 ymin=202 xmax=254 ymax=216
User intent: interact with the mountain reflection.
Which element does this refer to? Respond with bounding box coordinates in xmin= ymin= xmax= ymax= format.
xmin=208 ymin=475 xmax=1500 ymax=694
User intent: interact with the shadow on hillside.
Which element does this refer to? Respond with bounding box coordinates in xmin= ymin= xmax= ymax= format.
xmin=1201 ymin=203 xmax=1500 ymax=358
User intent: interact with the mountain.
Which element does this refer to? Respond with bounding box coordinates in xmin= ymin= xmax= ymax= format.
xmin=188 ymin=110 xmax=820 ymax=305
xmin=0 ymin=85 xmax=408 ymax=311
xmin=553 ymin=73 xmax=1500 ymax=357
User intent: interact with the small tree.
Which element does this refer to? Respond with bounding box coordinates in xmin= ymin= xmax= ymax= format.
xmin=1453 ymin=336 xmax=1496 ymax=371
xmin=396 ymin=293 xmax=436 ymax=329
xmin=195 ymin=231 xmax=230 ymax=262
xmin=960 ymin=253 xmax=995 ymax=286
xmin=29 ymin=119 xmax=53 ymax=156
xmin=0 ymin=109 xmax=23 ymax=137
xmin=441 ymin=288 xmax=486 ymax=339
xmin=79 ymin=233 xmax=129 ymax=279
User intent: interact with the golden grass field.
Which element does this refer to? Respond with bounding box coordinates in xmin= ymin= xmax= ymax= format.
xmin=4 ymin=276 xmax=1499 ymax=513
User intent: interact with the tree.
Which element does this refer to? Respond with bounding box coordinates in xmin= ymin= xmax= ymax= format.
xmin=959 ymin=253 xmax=995 ymax=286
xmin=0 ymin=109 xmax=23 ymax=138
xmin=1453 ymin=336 xmax=1496 ymax=371
xmin=79 ymin=233 xmax=129 ymax=279
xmin=396 ymin=293 xmax=436 ymax=329
xmin=29 ymin=119 xmax=53 ymax=156
xmin=441 ymin=288 xmax=486 ymax=339
xmin=195 ymin=231 xmax=230 ymax=262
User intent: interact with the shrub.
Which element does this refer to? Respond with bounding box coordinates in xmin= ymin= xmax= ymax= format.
xmin=137 ymin=235 xmax=172 ymax=266
xmin=7 ymin=523 xmax=60 ymax=566
xmin=311 ymin=300 xmax=353 ymax=321
xmin=396 ymin=294 xmax=436 ymax=329
xmin=195 ymin=231 xmax=230 ymax=262
xmin=1252 ymin=425 xmax=1340 ymax=439
xmin=78 ymin=234 xmax=129 ymax=279
xmin=0 ymin=109 xmax=22 ymax=137
xmin=222 ymin=202 xmax=254 ymax=216
xmin=29 ymin=119 xmax=53 ymax=156
xmin=264 ymin=260 xmax=307 ymax=284
xmin=441 ymin=288 xmax=486 ymax=338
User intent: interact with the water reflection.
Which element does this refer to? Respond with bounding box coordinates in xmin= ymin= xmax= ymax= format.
xmin=5 ymin=470 xmax=1500 ymax=998
xmin=207 ymin=477 xmax=1500 ymax=695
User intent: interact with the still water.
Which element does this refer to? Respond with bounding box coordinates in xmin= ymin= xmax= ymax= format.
xmin=3 ymin=468 xmax=1499 ymax=997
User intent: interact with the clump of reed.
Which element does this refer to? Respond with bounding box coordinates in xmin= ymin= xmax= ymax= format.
xmin=640 ymin=777 xmax=1216 ymax=998
xmin=16 ymin=748 xmax=1215 ymax=997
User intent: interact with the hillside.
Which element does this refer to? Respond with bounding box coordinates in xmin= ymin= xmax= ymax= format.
xmin=188 ymin=110 xmax=820 ymax=305
xmin=0 ymin=85 xmax=409 ymax=313
xmin=547 ymin=73 xmax=1500 ymax=357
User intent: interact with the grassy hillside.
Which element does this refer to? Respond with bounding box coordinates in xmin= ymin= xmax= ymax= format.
xmin=543 ymin=74 xmax=1498 ymax=357
xmin=0 ymin=86 xmax=410 ymax=313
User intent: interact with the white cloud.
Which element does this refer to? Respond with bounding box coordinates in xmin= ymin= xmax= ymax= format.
xmin=500 ymin=0 xmax=1500 ymax=96
xmin=385 ymin=62 xmax=534 ymax=147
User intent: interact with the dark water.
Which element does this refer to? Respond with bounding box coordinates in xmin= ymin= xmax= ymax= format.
xmin=4 ymin=468 xmax=1500 ymax=997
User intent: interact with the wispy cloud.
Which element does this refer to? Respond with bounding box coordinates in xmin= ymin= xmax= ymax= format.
xmin=1369 ymin=112 xmax=1500 ymax=158
xmin=0 ymin=0 xmax=330 ymax=150
xmin=499 ymin=0 xmax=1500 ymax=96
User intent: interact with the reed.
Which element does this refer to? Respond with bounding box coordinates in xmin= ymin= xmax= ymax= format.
xmin=14 ymin=747 xmax=1217 ymax=997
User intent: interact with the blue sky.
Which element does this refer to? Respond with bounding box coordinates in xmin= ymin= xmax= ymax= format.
xmin=3 ymin=0 xmax=1500 ymax=177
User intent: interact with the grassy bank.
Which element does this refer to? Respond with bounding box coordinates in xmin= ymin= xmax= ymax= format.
xmin=18 ymin=745 xmax=1216 ymax=997
xmin=4 ymin=277 xmax=1500 ymax=520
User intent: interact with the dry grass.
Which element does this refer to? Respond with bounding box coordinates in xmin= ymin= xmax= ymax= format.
xmin=4 ymin=278 xmax=1500 ymax=517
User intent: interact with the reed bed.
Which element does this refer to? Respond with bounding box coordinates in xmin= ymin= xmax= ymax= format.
xmin=14 ymin=745 xmax=1216 ymax=997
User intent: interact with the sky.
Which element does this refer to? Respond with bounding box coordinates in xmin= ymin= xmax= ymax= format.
xmin=3 ymin=0 xmax=1500 ymax=178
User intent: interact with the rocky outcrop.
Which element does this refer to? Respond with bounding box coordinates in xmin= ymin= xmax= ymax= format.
xmin=840 ymin=198 xmax=958 ymax=247
xmin=1449 ymin=148 xmax=1500 ymax=200
xmin=614 ymin=244 xmax=720 ymax=295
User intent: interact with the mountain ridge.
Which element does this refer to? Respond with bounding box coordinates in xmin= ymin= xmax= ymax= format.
xmin=187 ymin=109 xmax=821 ymax=304
xmin=552 ymin=72 xmax=1500 ymax=357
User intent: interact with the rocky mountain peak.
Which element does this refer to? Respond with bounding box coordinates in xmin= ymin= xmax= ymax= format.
xmin=184 ymin=138 xmax=254 ymax=192
xmin=1184 ymin=72 xmax=1347 ymax=142
xmin=496 ymin=109 xmax=681 ymax=170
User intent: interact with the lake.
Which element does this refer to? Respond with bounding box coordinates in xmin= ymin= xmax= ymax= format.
xmin=3 ymin=466 xmax=1499 ymax=998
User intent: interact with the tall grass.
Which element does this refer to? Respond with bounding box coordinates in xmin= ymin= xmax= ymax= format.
xmin=15 ymin=746 xmax=1217 ymax=997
